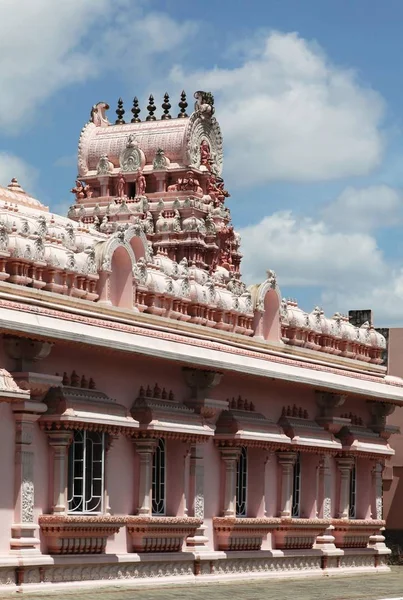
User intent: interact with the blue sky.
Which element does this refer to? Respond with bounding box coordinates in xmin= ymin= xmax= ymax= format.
xmin=2 ymin=0 xmax=403 ymax=325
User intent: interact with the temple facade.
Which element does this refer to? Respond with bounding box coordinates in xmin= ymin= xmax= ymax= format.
xmin=0 ymin=90 xmax=401 ymax=593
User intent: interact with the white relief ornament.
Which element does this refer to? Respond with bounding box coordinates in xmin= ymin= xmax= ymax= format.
xmin=323 ymin=496 xmax=332 ymax=519
xmin=180 ymin=277 xmax=190 ymax=298
xmin=84 ymin=247 xmax=97 ymax=275
xmin=120 ymin=136 xmax=145 ymax=173
xmin=133 ymin=257 xmax=147 ymax=285
xmin=97 ymin=154 xmax=113 ymax=175
xmin=0 ymin=221 xmax=9 ymax=252
xmin=36 ymin=215 xmax=47 ymax=237
xmin=21 ymin=219 xmax=30 ymax=236
xmin=153 ymin=148 xmax=167 ymax=170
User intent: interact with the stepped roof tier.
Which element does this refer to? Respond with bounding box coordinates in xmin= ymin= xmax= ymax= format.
xmin=0 ymin=91 xmax=386 ymax=371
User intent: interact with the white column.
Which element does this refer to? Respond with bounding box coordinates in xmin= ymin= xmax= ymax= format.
xmin=135 ymin=439 xmax=157 ymax=515
xmin=187 ymin=444 xmax=209 ymax=550
xmin=183 ymin=448 xmax=191 ymax=516
xmin=11 ymin=402 xmax=47 ymax=553
xmin=372 ymin=460 xmax=384 ymax=520
xmin=318 ymin=455 xmax=332 ymax=519
xmin=277 ymin=451 xmax=297 ymax=517
xmin=46 ymin=431 xmax=73 ymax=513
xmin=264 ymin=452 xmax=272 ymax=517
xmin=220 ymin=447 xmax=242 ymax=517
xmin=337 ymin=457 xmax=354 ymax=519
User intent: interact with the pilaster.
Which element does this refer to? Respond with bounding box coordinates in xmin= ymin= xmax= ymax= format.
xmin=134 ymin=439 xmax=157 ymax=515
xmin=220 ymin=447 xmax=242 ymax=517
xmin=277 ymin=451 xmax=297 ymax=517
xmin=187 ymin=444 xmax=209 ymax=550
xmin=336 ymin=456 xmax=355 ymax=519
xmin=11 ymin=401 xmax=47 ymax=553
xmin=46 ymin=431 xmax=74 ymax=514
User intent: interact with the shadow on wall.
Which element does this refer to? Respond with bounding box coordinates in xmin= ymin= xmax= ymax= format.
xmin=384 ymin=466 xmax=403 ymax=563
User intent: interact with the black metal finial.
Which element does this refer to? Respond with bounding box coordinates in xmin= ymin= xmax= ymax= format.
xmin=161 ymin=92 xmax=171 ymax=120
xmin=146 ymin=94 xmax=156 ymax=121
xmin=115 ymin=98 xmax=125 ymax=124
xmin=178 ymin=90 xmax=188 ymax=118
xmin=131 ymin=97 xmax=141 ymax=122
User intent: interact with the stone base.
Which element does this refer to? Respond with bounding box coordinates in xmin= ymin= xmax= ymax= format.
xmin=0 ymin=549 xmax=390 ymax=593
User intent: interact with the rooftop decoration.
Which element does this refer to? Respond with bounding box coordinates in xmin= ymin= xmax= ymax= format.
xmin=0 ymin=88 xmax=387 ymax=368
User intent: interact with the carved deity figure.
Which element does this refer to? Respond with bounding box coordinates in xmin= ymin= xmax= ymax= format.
xmin=126 ymin=134 xmax=137 ymax=148
xmin=168 ymin=171 xmax=203 ymax=194
xmin=194 ymin=91 xmax=215 ymax=117
xmin=71 ymin=180 xmax=92 ymax=201
xmin=200 ymin=140 xmax=211 ymax=166
xmin=136 ymin=170 xmax=146 ymax=197
xmin=117 ymin=174 xmax=126 ymax=198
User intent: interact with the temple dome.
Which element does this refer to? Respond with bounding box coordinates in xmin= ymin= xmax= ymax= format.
xmin=77 ymin=97 xmax=223 ymax=178
xmin=0 ymin=178 xmax=48 ymax=212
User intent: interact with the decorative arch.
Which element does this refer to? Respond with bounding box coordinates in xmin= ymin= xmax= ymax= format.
xmin=124 ymin=226 xmax=148 ymax=262
xmin=184 ymin=113 xmax=223 ymax=175
xmin=109 ymin=246 xmax=134 ymax=309
xmin=96 ymin=236 xmax=136 ymax=309
xmin=249 ymin=270 xmax=282 ymax=343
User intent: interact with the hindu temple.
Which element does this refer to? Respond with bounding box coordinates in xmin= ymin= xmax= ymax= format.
xmin=0 ymin=90 xmax=400 ymax=593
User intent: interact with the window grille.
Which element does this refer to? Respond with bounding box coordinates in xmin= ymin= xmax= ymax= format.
xmin=349 ymin=462 xmax=357 ymax=519
xmin=152 ymin=438 xmax=166 ymax=515
xmin=291 ymin=453 xmax=301 ymax=518
xmin=68 ymin=430 xmax=105 ymax=514
xmin=236 ymin=447 xmax=248 ymax=517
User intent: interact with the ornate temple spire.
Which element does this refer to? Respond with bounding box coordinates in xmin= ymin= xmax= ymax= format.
xmin=146 ymin=94 xmax=156 ymax=121
xmin=161 ymin=93 xmax=171 ymax=120
xmin=115 ymin=98 xmax=125 ymax=124
xmin=131 ymin=97 xmax=141 ymax=123
xmin=178 ymin=90 xmax=188 ymax=118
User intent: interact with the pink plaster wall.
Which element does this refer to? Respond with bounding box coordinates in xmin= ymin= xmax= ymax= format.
xmin=0 ymin=403 xmax=15 ymax=553
xmin=383 ymin=328 xmax=403 ymax=528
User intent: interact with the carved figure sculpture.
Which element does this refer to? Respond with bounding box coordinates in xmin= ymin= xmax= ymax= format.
xmin=167 ymin=171 xmax=203 ymax=194
xmin=117 ymin=174 xmax=126 ymax=198
xmin=194 ymin=91 xmax=215 ymax=117
xmin=70 ymin=180 xmax=92 ymax=201
xmin=136 ymin=170 xmax=146 ymax=196
xmin=200 ymin=140 xmax=211 ymax=166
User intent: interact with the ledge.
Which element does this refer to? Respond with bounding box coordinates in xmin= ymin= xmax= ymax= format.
xmin=331 ymin=519 xmax=386 ymax=549
xmin=273 ymin=518 xmax=331 ymax=550
xmin=126 ymin=516 xmax=202 ymax=553
xmin=39 ymin=515 xmax=126 ymax=555
xmin=213 ymin=517 xmax=281 ymax=551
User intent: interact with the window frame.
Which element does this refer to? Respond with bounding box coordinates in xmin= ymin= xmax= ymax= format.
xmin=67 ymin=429 xmax=105 ymax=515
xmin=349 ymin=461 xmax=357 ymax=519
xmin=236 ymin=446 xmax=248 ymax=518
xmin=291 ymin=452 xmax=301 ymax=518
xmin=152 ymin=438 xmax=166 ymax=516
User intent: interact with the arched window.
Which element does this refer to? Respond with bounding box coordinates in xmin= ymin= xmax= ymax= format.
xmin=349 ymin=462 xmax=357 ymax=519
xmin=68 ymin=430 xmax=105 ymax=513
xmin=236 ymin=447 xmax=248 ymax=517
xmin=152 ymin=438 xmax=166 ymax=515
xmin=291 ymin=453 xmax=301 ymax=518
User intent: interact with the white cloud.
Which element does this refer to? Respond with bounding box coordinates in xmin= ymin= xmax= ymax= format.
xmin=239 ymin=206 xmax=403 ymax=325
xmin=239 ymin=210 xmax=385 ymax=287
xmin=0 ymin=152 xmax=38 ymax=192
xmin=322 ymin=185 xmax=403 ymax=231
xmin=170 ymin=31 xmax=385 ymax=185
xmin=0 ymin=1 xmax=197 ymax=134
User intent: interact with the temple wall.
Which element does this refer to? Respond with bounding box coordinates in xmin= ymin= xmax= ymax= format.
xmin=0 ymin=402 xmax=14 ymax=554
xmin=0 ymin=335 xmax=393 ymax=591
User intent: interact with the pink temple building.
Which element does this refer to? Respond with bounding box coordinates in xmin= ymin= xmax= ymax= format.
xmin=0 ymin=90 xmax=401 ymax=593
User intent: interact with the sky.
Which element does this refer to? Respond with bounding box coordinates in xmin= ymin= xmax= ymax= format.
xmin=1 ymin=0 xmax=403 ymax=326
